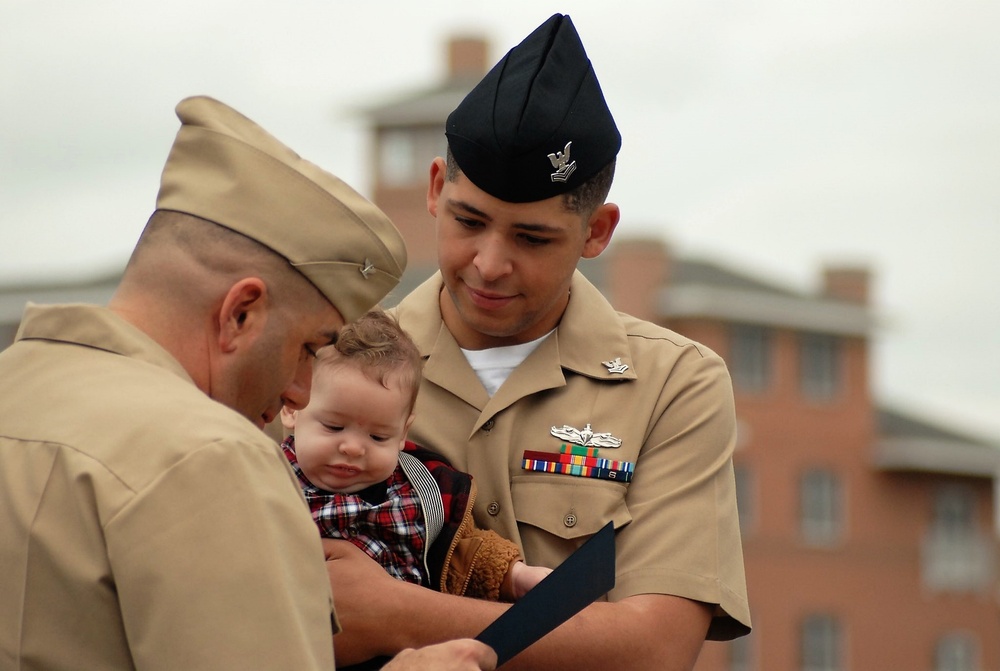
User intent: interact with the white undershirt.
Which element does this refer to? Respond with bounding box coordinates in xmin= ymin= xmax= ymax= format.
xmin=460 ymin=330 xmax=554 ymax=396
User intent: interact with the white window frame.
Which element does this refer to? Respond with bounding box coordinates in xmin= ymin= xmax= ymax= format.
xmin=730 ymin=324 xmax=772 ymax=393
xmin=934 ymin=631 xmax=980 ymax=671
xmin=799 ymin=333 xmax=840 ymax=401
xmin=801 ymin=614 xmax=842 ymax=671
xmin=800 ymin=468 xmax=844 ymax=547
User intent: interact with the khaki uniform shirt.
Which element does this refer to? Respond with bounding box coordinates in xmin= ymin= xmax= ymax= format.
xmin=0 ymin=305 xmax=337 ymax=670
xmin=394 ymin=272 xmax=751 ymax=639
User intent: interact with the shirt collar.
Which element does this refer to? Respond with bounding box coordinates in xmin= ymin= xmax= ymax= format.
xmin=396 ymin=271 xmax=637 ymax=383
xmin=16 ymin=303 xmax=194 ymax=384
xmin=556 ymin=272 xmax=637 ymax=381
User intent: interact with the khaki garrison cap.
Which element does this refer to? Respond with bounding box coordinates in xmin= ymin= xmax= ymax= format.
xmin=156 ymin=95 xmax=406 ymax=323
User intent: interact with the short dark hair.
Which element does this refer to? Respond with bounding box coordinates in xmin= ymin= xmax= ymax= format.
xmin=445 ymin=146 xmax=615 ymax=217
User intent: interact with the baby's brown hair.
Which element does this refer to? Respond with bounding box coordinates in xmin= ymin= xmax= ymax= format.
xmin=314 ymin=309 xmax=423 ymax=413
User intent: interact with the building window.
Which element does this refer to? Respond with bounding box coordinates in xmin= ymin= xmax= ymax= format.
xmin=935 ymin=486 xmax=974 ymax=538
xmin=923 ymin=485 xmax=992 ymax=592
xmin=934 ymin=632 xmax=979 ymax=671
xmin=378 ymin=129 xmax=416 ymax=186
xmin=730 ymin=325 xmax=771 ymax=393
xmin=801 ymin=614 xmax=842 ymax=671
xmin=734 ymin=464 xmax=755 ymax=536
xmin=799 ymin=333 xmax=840 ymax=400
xmin=378 ymin=126 xmax=448 ymax=188
xmin=800 ymin=469 xmax=843 ymax=546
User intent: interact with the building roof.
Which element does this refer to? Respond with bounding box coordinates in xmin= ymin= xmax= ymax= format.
xmin=661 ymin=257 xmax=876 ymax=337
xmin=874 ymin=406 xmax=1000 ymax=477
xmin=672 ymin=258 xmax=801 ymax=297
xmin=362 ymin=78 xmax=479 ymax=128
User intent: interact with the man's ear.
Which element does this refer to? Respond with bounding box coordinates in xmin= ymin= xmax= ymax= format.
xmin=279 ymin=405 xmax=298 ymax=431
xmin=427 ymin=157 xmax=447 ymax=218
xmin=581 ymin=203 xmax=621 ymax=259
xmin=217 ymin=277 xmax=269 ymax=353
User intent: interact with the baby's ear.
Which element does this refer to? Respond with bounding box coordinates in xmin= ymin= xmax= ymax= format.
xmin=279 ymin=406 xmax=298 ymax=431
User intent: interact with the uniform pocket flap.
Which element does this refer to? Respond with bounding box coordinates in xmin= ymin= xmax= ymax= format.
xmin=511 ymin=475 xmax=631 ymax=540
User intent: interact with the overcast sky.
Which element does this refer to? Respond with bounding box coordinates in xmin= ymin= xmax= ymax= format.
xmin=2 ymin=0 xmax=998 ymax=440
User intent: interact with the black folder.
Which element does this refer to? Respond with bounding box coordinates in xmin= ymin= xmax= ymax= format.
xmin=475 ymin=521 xmax=616 ymax=667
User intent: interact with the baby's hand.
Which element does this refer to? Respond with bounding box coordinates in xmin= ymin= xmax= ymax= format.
xmin=509 ymin=560 xmax=552 ymax=600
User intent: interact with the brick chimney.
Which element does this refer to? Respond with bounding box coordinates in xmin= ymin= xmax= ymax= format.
xmin=822 ymin=265 xmax=871 ymax=304
xmin=447 ymin=36 xmax=489 ymax=81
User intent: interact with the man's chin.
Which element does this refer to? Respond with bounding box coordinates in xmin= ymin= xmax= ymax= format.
xmin=455 ymin=303 xmax=519 ymax=336
xmin=464 ymin=314 xmax=535 ymax=344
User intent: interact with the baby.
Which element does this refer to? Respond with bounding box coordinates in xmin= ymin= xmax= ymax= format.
xmin=281 ymin=309 xmax=550 ymax=600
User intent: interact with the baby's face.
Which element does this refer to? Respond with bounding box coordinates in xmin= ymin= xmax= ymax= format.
xmin=291 ymin=364 xmax=412 ymax=494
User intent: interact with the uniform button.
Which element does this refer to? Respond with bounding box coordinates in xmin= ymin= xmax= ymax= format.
xmin=482 ymin=419 xmax=495 ymax=431
xmin=487 ymin=501 xmax=501 ymax=516
xmin=563 ymin=513 xmax=577 ymax=528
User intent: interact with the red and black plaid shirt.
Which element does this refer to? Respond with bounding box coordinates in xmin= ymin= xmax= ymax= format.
xmin=282 ymin=436 xmax=426 ymax=584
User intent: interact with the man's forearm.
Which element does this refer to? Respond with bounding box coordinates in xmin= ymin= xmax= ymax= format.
xmin=328 ymin=547 xmax=711 ymax=671
xmin=501 ymin=594 xmax=711 ymax=671
xmin=326 ymin=545 xmax=510 ymax=664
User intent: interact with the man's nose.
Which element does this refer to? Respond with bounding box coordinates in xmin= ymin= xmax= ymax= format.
xmin=473 ymin=237 xmax=513 ymax=282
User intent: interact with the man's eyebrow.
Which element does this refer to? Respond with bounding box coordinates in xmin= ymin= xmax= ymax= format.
xmin=447 ymin=198 xmax=563 ymax=234
xmin=448 ymin=198 xmax=492 ymax=222
xmin=512 ymin=222 xmax=562 ymax=234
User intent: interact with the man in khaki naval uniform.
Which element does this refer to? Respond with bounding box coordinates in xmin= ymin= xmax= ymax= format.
xmin=325 ymin=14 xmax=751 ymax=671
xmin=0 ymin=97 xmax=495 ymax=671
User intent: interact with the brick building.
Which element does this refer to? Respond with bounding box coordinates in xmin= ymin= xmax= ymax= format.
xmin=638 ymin=244 xmax=1000 ymax=671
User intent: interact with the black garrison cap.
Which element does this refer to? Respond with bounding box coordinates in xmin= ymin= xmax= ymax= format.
xmin=445 ymin=13 xmax=621 ymax=203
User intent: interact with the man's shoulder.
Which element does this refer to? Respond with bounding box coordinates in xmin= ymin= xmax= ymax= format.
xmin=617 ymin=311 xmax=717 ymax=356
xmin=107 ymin=377 xmax=277 ymax=483
xmin=8 ymin=334 xmax=277 ymax=492
xmin=565 ymin=275 xmax=722 ymax=363
xmin=389 ymin=273 xmax=444 ymax=353
xmin=392 ymin=273 xmax=441 ymax=313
